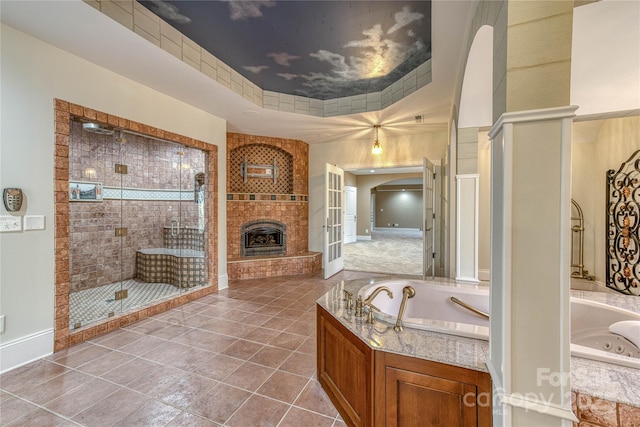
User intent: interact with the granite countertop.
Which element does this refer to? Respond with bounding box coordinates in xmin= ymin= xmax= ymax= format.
xmin=316 ymin=278 xmax=490 ymax=372
xmin=317 ymin=278 xmax=640 ymax=408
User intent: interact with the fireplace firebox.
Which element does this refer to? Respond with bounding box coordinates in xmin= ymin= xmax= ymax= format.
xmin=241 ymin=220 xmax=286 ymax=257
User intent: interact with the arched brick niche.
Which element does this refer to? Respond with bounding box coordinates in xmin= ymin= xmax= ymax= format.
xmin=229 ymin=143 xmax=293 ymax=194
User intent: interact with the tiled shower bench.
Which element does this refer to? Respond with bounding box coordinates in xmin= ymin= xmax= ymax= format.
xmin=136 ymin=248 xmax=205 ymax=287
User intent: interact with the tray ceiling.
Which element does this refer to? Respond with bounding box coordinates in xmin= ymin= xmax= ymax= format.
xmin=139 ymin=0 xmax=432 ymax=100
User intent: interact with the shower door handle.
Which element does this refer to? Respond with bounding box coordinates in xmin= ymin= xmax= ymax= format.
xmin=171 ymin=220 xmax=180 ymax=237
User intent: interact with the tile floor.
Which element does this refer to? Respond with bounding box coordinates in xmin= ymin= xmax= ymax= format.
xmin=1 ymin=270 xmax=392 ymax=426
xmin=70 ymin=279 xmax=182 ymax=329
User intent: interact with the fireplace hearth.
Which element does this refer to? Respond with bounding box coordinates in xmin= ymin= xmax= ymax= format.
xmin=241 ymin=220 xmax=286 ymax=257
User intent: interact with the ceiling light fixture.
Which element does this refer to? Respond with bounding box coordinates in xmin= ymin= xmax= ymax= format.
xmin=371 ymin=125 xmax=382 ymax=155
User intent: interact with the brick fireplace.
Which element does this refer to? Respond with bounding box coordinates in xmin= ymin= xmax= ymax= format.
xmin=226 ymin=132 xmax=321 ymax=280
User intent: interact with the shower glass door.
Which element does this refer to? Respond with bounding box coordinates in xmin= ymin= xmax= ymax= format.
xmin=68 ymin=122 xmax=127 ymax=329
xmin=119 ymin=136 xmax=208 ymax=311
xmin=69 ymin=121 xmax=208 ymax=331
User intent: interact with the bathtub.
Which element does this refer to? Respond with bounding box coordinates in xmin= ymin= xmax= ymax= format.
xmin=358 ymin=280 xmax=640 ymax=369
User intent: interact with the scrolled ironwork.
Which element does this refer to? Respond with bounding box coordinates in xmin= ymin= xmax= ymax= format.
xmin=606 ymin=149 xmax=640 ymax=295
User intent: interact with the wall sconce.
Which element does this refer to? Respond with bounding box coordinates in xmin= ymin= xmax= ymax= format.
xmin=371 ymin=125 xmax=382 ymax=155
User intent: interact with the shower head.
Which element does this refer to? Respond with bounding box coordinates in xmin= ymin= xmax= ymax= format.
xmin=82 ymin=122 xmax=114 ymax=135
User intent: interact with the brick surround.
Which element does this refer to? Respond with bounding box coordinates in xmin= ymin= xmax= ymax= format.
xmin=227 ymin=132 xmax=321 ymax=279
xmin=54 ymin=99 xmax=218 ymax=352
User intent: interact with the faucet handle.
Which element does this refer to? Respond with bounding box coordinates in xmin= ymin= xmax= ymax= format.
xmin=354 ymin=296 xmax=364 ymax=317
xmin=343 ymin=291 xmax=354 ymax=311
xmin=365 ymin=303 xmax=379 ymax=324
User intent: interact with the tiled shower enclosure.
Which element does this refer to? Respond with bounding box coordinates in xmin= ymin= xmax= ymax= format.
xmin=68 ymin=119 xmax=208 ymax=329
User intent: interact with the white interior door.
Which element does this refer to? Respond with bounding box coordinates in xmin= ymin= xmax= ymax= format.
xmin=344 ymin=185 xmax=357 ymax=244
xmin=423 ymin=157 xmax=435 ymax=280
xmin=324 ymin=164 xmax=344 ymax=278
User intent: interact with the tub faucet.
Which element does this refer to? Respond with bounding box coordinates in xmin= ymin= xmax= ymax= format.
xmin=394 ymin=286 xmax=416 ymax=332
xmin=363 ymin=286 xmax=393 ymax=306
xmin=361 ymin=286 xmax=393 ymax=324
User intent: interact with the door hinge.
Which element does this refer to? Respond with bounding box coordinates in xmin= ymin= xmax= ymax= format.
xmin=115 ymin=227 xmax=128 ymax=237
xmin=115 ymin=289 xmax=129 ymax=300
xmin=115 ymin=164 xmax=128 ymax=174
xmin=432 ymin=213 xmax=436 ymax=219
xmin=432 ymin=252 xmax=436 ymax=258
xmin=433 ymin=172 xmax=436 ymax=179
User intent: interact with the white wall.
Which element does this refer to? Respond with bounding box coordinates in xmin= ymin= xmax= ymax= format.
xmin=308 ymin=132 xmax=447 ymax=252
xmin=571 ymin=0 xmax=640 ymax=116
xmin=0 ymin=24 xmax=227 ymax=370
xmin=572 ymin=116 xmax=640 ymax=283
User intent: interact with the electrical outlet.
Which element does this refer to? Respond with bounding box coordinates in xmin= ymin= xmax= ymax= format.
xmin=0 ymin=315 xmax=5 ymax=333
xmin=0 ymin=216 xmax=21 ymax=232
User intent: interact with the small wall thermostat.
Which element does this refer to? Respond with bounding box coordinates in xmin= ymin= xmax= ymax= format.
xmin=3 ymin=188 xmax=23 ymax=212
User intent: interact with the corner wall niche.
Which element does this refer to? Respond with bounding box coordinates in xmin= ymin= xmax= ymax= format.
xmin=229 ymin=143 xmax=293 ymax=194
xmin=227 ymin=132 xmax=321 ymax=280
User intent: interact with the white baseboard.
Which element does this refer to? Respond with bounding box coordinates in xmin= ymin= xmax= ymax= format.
xmin=0 ymin=328 xmax=53 ymax=374
xmin=218 ymin=273 xmax=229 ymax=290
xmin=478 ymin=269 xmax=490 ymax=281
xmin=356 ymin=235 xmax=372 ymax=241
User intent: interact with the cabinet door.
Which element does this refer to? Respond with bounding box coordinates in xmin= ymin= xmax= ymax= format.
xmin=384 ymin=366 xmax=478 ymax=427
xmin=317 ymin=305 xmax=374 ymax=427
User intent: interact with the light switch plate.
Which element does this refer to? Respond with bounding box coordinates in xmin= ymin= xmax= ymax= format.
xmin=0 ymin=215 xmax=22 ymax=232
xmin=24 ymin=215 xmax=45 ymax=230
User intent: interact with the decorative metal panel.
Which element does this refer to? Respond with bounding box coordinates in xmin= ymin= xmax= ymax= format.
xmin=606 ymin=149 xmax=640 ymax=295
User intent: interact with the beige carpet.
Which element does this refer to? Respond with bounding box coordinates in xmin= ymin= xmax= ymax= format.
xmin=344 ymin=228 xmax=423 ymax=276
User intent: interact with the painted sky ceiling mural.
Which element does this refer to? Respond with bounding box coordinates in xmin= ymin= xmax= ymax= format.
xmin=139 ymin=1 xmax=432 ymax=100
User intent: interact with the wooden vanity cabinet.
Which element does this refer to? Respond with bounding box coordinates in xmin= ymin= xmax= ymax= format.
xmin=317 ymin=305 xmax=375 ymax=427
xmin=317 ymin=305 xmax=492 ymax=427
xmin=375 ymin=351 xmax=492 ymax=427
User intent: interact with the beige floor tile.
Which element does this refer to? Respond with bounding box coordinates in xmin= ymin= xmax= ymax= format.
xmin=100 ymin=357 xmax=162 ymax=386
xmin=43 ymin=378 xmax=120 ymax=418
xmin=16 ymin=370 xmax=91 ymax=405
xmin=171 ymin=329 xmax=237 ymax=352
xmin=5 ymin=407 xmax=69 ymax=426
xmin=225 ymin=394 xmax=289 ymax=427
xmin=76 ymin=350 xmax=135 ymax=376
xmin=192 ymin=354 xmax=244 ymax=381
xmin=280 ymin=352 xmax=317 ymax=377
xmin=222 ymin=362 xmax=275 ymax=392
xmin=186 ymin=383 xmax=251 ymax=424
xmin=294 ymin=379 xmax=339 ymax=418
xmin=221 ymin=339 xmax=264 ymax=359
xmin=0 ymin=396 xmax=39 ymax=425
xmin=257 ymin=370 xmax=309 ymax=403
xmin=0 ymin=360 xmax=70 ymax=394
xmin=111 ymin=398 xmax=182 ymax=426
xmin=244 ymin=326 xmax=283 ymax=344
xmin=261 ymin=316 xmax=295 ymax=331
xmin=249 ymin=346 xmax=293 ymax=368
xmin=279 ymin=406 xmax=336 ymax=427
xmin=269 ymin=331 xmax=306 ymax=351
xmin=71 ymin=388 xmax=151 ymax=426
xmin=165 ymin=411 xmax=221 ymax=426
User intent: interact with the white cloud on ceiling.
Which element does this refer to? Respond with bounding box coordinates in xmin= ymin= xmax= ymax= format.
xmin=388 ymin=6 xmax=424 ymax=34
xmin=267 ymin=52 xmax=300 ymax=67
xmin=146 ymin=0 xmax=191 ymax=24
xmin=243 ymin=65 xmax=269 ymax=74
xmin=225 ymin=0 xmax=276 ymax=21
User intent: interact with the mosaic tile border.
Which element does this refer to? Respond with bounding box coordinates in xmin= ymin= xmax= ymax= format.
xmin=227 ymin=193 xmax=308 ymax=202
xmin=102 ymin=186 xmax=194 ymax=201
